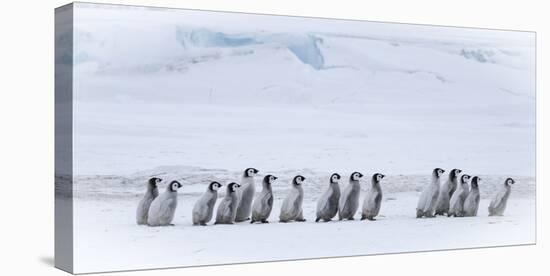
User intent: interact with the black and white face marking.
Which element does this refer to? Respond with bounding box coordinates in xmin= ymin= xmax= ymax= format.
xmin=228 ymin=182 xmax=241 ymax=193
xmin=351 ymin=172 xmax=363 ymax=181
xmin=505 ymin=178 xmax=515 ymax=186
xmin=169 ymin=181 xmax=182 ymax=192
xmin=330 ymin=173 xmax=341 ymax=183
xmin=148 ymin=177 xmax=162 ymax=188
xmin=263 ymin=174 xmax=278 ymax=185
xmin=450 ymin=169 xmax=462 ymax=179
xmin=433 ymin=168 xmax=445 ymax=177
xmin=244 ymin=168 xmax=259 ymax=177
xmin=461 ymin=174 xmax=471 ymax=183
xmin=471 ymin=176 xmax=481 ymax=188
xmin=373 ymin=173 xmax=385 ymax=183
xmin=293 ymin=175 xmax=306 ymax=186
xmin=209 ymin=181 xmax=222 ymax=191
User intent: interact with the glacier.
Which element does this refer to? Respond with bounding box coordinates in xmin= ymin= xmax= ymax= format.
xmin=175 ymin=27 xmax=325 ymax=69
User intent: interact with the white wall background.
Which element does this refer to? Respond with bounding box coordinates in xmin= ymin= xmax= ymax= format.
xmin=0 ymin=0 xmax=547 ymax=275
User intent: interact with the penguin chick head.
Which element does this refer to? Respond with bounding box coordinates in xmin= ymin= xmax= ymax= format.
xmin=263 ymin=175 xmax=278 ymax=186
xmin=244 ymin=168 xmax=259 ymax=177
xmin=208 ymin=181 xmax=222 ymax=191
xmin=330 ymin=173 xmax=341 ymax=184
xmin=293 ymin=175 xmax=306 ymax=186
xmin=460 ymin=174 xmax=471 ymax=183
xmin=433 ymin=168 xmax=445 ymax=178
xmin=505 ymin=177 xmax=515 ymax=186
xmin=350 ymin=172 xmax=363 ymax=181
xmin=169 ymin=180 xmax=182 ymax=192
xmin=372 ymin=173 xmax=385 ymax=183
xmin=471 ymin=176 xmax=481 ymax=188
xmin=449 ymin=169 xmax=462 ymax=179
xmin=228 ymin=182 xmax=241 ymax=193
xmin=148 ymin=177 xmax=162 ymax=188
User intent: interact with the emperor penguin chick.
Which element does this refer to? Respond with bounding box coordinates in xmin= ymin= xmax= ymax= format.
xmin=136 ymin=177 xmax=162 ymax=225
xmin=251 ymin=175 xmax=277 ymax=224
xmin=235 ymin=168 xmax=259 ymax=222
xmin=463 ymin=176 xmax=481 ymax=217
xmin=315 ymin=173 xmax=341 ymax=222
xmin=416 ymin=168 xmax=445 ymax=218
xmin=448 ymin=174 xmax=471 ymax=217
xmin=192 ymin=181 xmax=223 ymax=226
xmin=338 ymin=172 xmax=364 ymax=220
xmin=147 ymin=180 xmax=182 ymax=226
xmin=279 ymin=175 xmax=306 ymax=223
xmin=361 ymin=173 xmax=385 ymax=221
xmin=434 ymin=168 xmax=462 ymax=216
xmin=488 ymin=178 xmax=515 ymax=216
xmin=215 ymin=182 xmax=241 ymax=224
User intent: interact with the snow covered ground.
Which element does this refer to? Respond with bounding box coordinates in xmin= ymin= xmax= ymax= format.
xmin=65 ymin=3 xmax=536 ymax=273
xmin=72 ymin=169 xmax=535 ymax=273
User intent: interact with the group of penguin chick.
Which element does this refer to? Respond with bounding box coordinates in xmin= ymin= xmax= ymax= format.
xmin=136 ymin=167 xmax=515 ymax=227
xmin=416 ymin=168 xmax=515 ymax=218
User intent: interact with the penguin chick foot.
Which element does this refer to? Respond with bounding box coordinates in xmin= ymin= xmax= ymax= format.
xmin=261 ymin=220 xmax=269 ymax=223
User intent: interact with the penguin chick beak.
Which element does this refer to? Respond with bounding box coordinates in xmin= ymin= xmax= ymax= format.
xmin=381 ymin=174 xmax=385 ymax=178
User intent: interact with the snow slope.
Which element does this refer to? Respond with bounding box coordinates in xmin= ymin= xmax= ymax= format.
xmin=70 ymin=4 xmax=535 ymax=177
